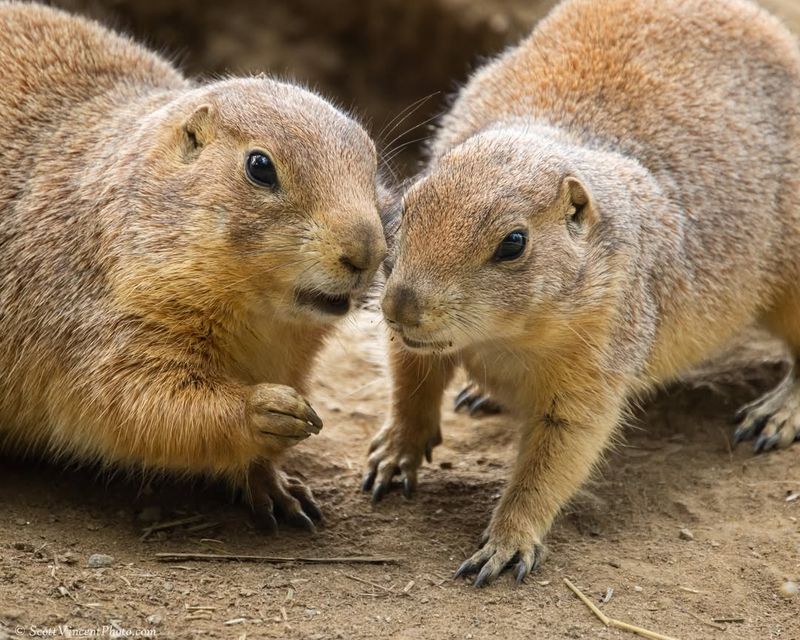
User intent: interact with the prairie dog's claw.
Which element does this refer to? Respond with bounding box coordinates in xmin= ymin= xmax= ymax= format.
xmin=247 ymin=460 xmax=322 ymax=533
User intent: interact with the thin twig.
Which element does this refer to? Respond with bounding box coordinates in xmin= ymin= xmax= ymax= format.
xmin=678 ymin=586 xmax=705 ymax=594
xmin=563 ymin=578 xmax=681 ymax=640
xmin=712 ymin=617 xmax=745 ymax=624
xmin=155 ymin=552 xmax=399 ymax=565
xmin=681 ymin=609 xmax=726 ymax=631
xmin=185 ymin=521 xmax=221 ymax=534
xmin=342 ymin=572 xmax=392 ymax=592
xmin=737 ymin=480 xmax=800 ymax=487
xmin=141 ymin=515 xmax=206 ymax=540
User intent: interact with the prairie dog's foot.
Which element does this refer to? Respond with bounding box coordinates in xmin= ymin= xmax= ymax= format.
xmin=362 ymin=422 xmax=442 ymax=502
xmin=248 ymin=383 xmax=323 ymax=451
xmin=247 ymin=459 xmax=322 ymax=533
xmin=454 ymin=383 xmax=503 ymax=416
xmin=733 ymin=369 xmax=800 ymax=452
xmin=454 ymin=515 xmax=545 ymax=587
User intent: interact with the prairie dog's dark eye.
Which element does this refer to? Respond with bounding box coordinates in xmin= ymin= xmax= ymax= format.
xmin=493 ymin=230 xmax=527 ymax=262
xmin=246 ymin=151 xmax=278 ymax=189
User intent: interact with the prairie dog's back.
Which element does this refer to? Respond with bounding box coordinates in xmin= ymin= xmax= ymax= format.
xmin=0 ymin=2 xmax=183 ymax=109
xmin=437 ymin=0 xmax=800 ymax=228
xmin=0 ymin=3 xmax=187 ymax=219
xmin=437 ymin=0 xmax=800 ymax=170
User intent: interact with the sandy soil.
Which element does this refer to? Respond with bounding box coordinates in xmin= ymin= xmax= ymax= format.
xmin=1 ymin=310 xmax=798 ymax=640
xmin=2 ymin=1 xmax=800 ymax=638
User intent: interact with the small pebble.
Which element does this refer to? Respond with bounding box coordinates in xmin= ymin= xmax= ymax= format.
xmin=12 ymin=542 xmax=34 ymax=552
xmin=87 ymin=553 xmax=114 ymax=568
xmin=146 ymin=614 xmax=162 ymax=626
xmin=608 ymin=560 xmax=621 ymax=568
xmin=14 ymin=518 xmax=27 ymax=526
xmin=780 ymin=581 xmax=798 ymax=598
xmin=634 ymin=585 xmax=643 ymax=592
xmin=60 ymin=552 xmax=79 ymax=565
xmin=679 ymin=528 xmax=694 ymax=541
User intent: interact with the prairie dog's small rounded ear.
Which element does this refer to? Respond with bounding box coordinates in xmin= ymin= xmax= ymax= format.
xmin=563 ymin=175 xmax=598 ymax=232
xmin=179 ymin=104 xmax=215 ymax=161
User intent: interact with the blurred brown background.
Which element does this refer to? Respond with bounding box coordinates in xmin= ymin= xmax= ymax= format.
xmin=50 ymin=0 xmax=800 ymax=173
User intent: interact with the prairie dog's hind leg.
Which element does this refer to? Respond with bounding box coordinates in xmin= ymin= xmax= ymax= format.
xmin=735 ymin=295 xmax=800 ymax=452
xmin=454 ymin=382 xmax=503 ymax=416
xmin=733 ymin=364 xmax=800 ymax=451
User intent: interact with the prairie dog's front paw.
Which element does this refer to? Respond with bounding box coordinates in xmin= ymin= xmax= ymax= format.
xmin=247 ymin=383 xmax=322 ymax=452
xmin=362 ymin=422 xmax=441 ymax=502
xmin=455 ymin=515 xmax=545 ymax=587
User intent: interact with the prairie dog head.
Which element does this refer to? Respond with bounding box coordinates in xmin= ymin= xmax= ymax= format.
xmin=112 ymin=78 xmax=387 ymax=324
xmin=382 ymin=129 xmax=620 ymax=355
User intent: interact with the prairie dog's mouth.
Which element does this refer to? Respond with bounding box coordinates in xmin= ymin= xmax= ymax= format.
xmin=399 ymin=335 xmax=453 ymax=352
xmin=294 ymin=288 xmax=351 ymax=316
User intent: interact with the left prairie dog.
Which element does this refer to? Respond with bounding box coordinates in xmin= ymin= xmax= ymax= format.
xmin=0 ymin=3 xmax=387 ymax=531
xmin=364 ymin=0 xmax=800 ymax=585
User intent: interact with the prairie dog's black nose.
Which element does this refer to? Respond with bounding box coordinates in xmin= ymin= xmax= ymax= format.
xmin=339 ymin=221 xmax=387 ymax=274
xmin=382 ymin=283 xmax=421 ymax=328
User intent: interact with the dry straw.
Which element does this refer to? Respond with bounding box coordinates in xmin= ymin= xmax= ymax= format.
xmin=563 ymin=578 xmax=680 ymax=640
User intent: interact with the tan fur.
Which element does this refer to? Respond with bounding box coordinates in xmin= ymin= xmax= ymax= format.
xmin=365 ymin=0 xmax=800 ymax=584
xmin=0 ymin=2 xmax=387 ymax=528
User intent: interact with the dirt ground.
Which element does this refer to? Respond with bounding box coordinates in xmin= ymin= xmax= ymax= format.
xmin=1 ymin=311 xmax=798 ymax=640
xmin=2 ymin=0 xmax=800 ymax=639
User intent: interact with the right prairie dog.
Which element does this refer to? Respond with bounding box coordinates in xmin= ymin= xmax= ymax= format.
xmin=0 ymin=3 xmax=386 ymax=531
xmin=365 ymin=0 xmax=800 ymax=584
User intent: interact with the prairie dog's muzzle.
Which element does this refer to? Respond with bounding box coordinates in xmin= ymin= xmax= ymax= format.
xmin=382 ymin=280 xmax=422 ymax=329
xmin=336 ymin=220 xmax=387 ymax=277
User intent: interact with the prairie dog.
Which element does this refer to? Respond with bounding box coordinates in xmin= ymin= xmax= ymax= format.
xmin=0 ymin=3 xmax=387 ymax=530
xmin=365 ymin=0 xmax=800 ymax=584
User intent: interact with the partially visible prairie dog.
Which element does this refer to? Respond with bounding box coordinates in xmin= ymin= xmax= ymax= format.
xmin=0 ymin=2 xmax=387 ymax=530
xmin=365 ymin=0 xmax=800 ymax=584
